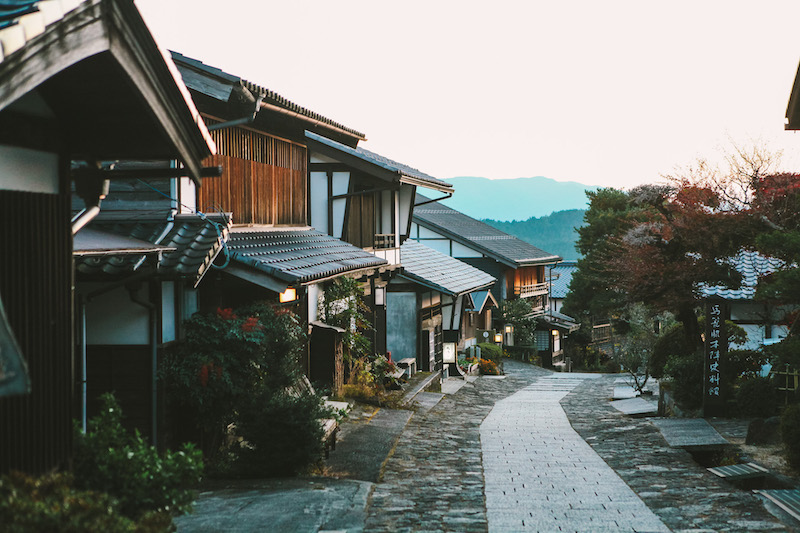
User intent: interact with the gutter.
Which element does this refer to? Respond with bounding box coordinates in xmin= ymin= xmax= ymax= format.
xmin=72 ymin=166 xmax=109 ymax=235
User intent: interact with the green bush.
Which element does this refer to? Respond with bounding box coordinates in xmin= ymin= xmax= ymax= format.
xmin=477 ymin=342 xmax=503 ymax=362
xmin=161 ymin=303 xmax=307 ymax=461
xmin=735 ymin=376 xmax=777 ymax=418
xmin=0 ymin=471 xmax=172 ymax=533
xmin=664 ymin=350 xmax=704 ymax=410
xmin=233 ymin=391 xmax=329 ymax=477
xmin=781 ymin=403 xmax=800 ymax=470
xmin=73 ymin=393 xmax=203 ymax=521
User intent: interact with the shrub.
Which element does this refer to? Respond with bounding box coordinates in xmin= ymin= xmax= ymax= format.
xmin=479 ymin=358 xmax=499 ymax=375
xmin=73 ymin=393 xmax=203 ymax=521
xmin=161 ymin=303 xmax=307 ymax=462
xmin=233 ymin=391 xmax=329 ymax=477
xmin=664 ymin=350 xmax=704 ymax=410
xmin=0 ymin=471 xmax=173 ymax=533
xmin=735 ymin=376 xmax=777 ymax=418
xmin=781 ymin=403 xmax=800 ymax=470
xmin=477 ymin=342 xmax=503 ymax=362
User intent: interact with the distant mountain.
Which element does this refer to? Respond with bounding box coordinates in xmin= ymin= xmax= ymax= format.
xmin=484 ymin=209 xmax=586 ymax=261
xmin=441 ymin=176 xmax=597 ymax=221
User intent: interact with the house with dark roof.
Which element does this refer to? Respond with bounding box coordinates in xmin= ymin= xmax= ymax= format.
xmin=387 ymin=240 xmax=496 ymax=374
xmin=170 ymin=53 xmax=454 ymax=393
xmin=412 ymin=194 xmax=560 ymax=310
xmin=701 ymin=251 xmax=793 ymax=350
xmin=411 ymin=195 xmax=567 ymax=361
xmin=0 ymin=0 xmax=215 ymax=473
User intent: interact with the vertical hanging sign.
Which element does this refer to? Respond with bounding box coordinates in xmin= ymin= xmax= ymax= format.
xmin=703 ymin=298 xmax=728 ymax=417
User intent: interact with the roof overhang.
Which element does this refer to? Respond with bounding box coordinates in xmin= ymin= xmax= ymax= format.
xmin=305 ymin=131 xmax=454 ymax=194
xmin=0 ymin=0 xmax=215 ymax=184
xmin=73 ymin=227 xmax=175 ymax=256
xmin=541 ymin=312 xmax=581 ymax=333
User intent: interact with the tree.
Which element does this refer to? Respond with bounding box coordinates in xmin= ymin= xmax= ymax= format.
xmin=616 ymin=303 xmax=670 ymax=394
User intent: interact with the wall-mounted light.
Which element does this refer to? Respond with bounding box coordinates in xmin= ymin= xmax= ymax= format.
xmin=279 ymin=287 xmax=297 ymax=303
xmin=551 ymin=329 xmax=559 ymax=337
xmin=375 ymin=286 xmax=385 ymax=306
xmin=494 ymin=333 xmax=503 ymax=344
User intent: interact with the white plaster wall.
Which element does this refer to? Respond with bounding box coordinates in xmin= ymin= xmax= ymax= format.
xmin=178 ymin=177 xmax=196 ymax=213
xmin=78 ymin=283 xmax=149 ymax=345
xmin=331 ymin=172 xmax=349 ymax=239
xmin=307 ymin=284 xmax=321 ymax=325
xmin=309 ymin=171 xmax=328 ymax=233
xmin=0 ymin=145 xmax=58 ymax=194
xmin=161 ymin=282 xmax=176 ymax=343
xmin=452 ymin=241 xmax=482 ymax=258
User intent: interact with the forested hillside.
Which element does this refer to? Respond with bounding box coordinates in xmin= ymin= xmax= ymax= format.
xmin=483 ymin=209 xmax=585 ymax=260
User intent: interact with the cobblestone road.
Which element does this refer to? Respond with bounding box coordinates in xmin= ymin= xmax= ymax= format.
xmin=364 ymin=362 xmax=550 ymax=532
xmin=365 ymin=361 xmax=797 ymax=533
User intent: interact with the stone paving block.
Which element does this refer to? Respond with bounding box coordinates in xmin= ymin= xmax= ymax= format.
xmin=481 ymin=374 xmax=670 ymax=533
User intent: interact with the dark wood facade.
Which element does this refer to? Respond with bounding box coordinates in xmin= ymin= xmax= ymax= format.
xmin=0 ymin=189 xmax=73 ymax=474
xmin=200 ymin=119 xmax=307 ymax=225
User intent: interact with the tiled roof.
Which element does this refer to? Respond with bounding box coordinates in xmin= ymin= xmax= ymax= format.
xmin=550 ymin=261 xmax=578 ymax=299
xmin=467 ymin=290 xmax=497 ymax=313
xmin=306 ymin=131 xmax=454 ymax=193
xmin=701 ymin=250 xmax=784 ymax=300
xmin=399 ymin=240 xmax=495 ymax=296
xmin=0 ymin=0 xmax=83 ymax=54
xmin=229 ymin=227 xmax=388 ymax=285
xmin=413 ymin=194 xmax=561 ymax=267
xmin=542 ymin=310 xmax=581 ymax=332
xmin=171 ymin=52 xmax=365 ymax=141
xmin=74 ymin=213 xmax=230 ymax=285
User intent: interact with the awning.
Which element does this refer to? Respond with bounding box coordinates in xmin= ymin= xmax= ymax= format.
xmin=227 ymin=226 xmax=390 ymax=291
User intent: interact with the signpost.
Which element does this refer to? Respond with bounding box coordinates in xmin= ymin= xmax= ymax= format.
xmin=703 ymin=298 xmax=728 ymax=418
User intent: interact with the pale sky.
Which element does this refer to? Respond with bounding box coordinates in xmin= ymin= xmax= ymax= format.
xmin=136 ymin=0 xmax=800 ymax=189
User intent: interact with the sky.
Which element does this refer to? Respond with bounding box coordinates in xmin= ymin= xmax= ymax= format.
xmin=136 ymin=1 xmax=800 ymax=190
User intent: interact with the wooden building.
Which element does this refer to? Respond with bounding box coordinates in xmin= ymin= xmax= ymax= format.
xmin=170 ymin=53 xmax=454 ymax=391
xmin=387 ymin=240 xmax=496 ymax=373
xmin=0 ymin=0 xmax=214 ymax=473
xmin=411 ymin=195 xmax=561 ymax=316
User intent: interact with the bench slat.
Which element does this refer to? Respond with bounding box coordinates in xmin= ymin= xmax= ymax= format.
xmin=755 ymin=489 xmax=800 ymax=521
xmin=708 ymin=462 xmax=768 ymax=480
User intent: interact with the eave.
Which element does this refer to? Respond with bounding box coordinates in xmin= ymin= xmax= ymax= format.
xmin=0 ymin=0 xmax=214 ymax=184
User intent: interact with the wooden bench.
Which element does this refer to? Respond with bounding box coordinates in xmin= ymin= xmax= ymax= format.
xmin=754 ymin=489 xmax=800 ymax=521
xmin=708 ymin=462 xmax=769 ymax=481
xmin=396 ymin=357 xmax=416 ymax=378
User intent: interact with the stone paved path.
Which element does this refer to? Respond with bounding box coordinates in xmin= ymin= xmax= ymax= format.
xmin=562 ymin=373 xmax=792 ymax=532
xmin=482 ymin=374 xmax=669 ymax=532
xmin=363 ymin=361 xmax=550 ymax=532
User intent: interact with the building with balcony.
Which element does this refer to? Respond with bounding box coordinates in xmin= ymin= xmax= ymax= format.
xmin=411 ymin=194 xmax=561 ymax=317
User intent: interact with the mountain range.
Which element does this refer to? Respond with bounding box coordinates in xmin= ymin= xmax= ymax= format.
xmin=440 ymin=176 xmax=597 ymax=221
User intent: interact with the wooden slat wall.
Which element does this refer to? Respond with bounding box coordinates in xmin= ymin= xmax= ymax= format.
xmin=0 ymin=190 xmax=73 ymax=475
xmin=200 ymin=120 xmax=307 ymax=226
xmin=344 ymin=187 xmax=376 ymax=249
xmin=510 ymin=265 xmax=543 ymax=295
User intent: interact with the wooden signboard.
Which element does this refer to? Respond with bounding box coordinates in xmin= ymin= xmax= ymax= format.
xmin=703 ymin=298 xmax=728 ymax=418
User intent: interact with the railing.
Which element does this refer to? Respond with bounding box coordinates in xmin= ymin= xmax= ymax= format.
xmin=514 ymin=281 xmax=549 ymax=299
xmin=374 ymin=234 xmax=396 ymax=250
xmin=522 ymin=294 xmax=547 ymax=316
